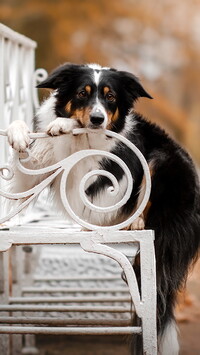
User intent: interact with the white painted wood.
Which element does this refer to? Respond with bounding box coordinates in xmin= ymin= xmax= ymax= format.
xmin=0 ymin=326 xmax=142 ymax=335
xmin=140 ymin=238 xmax=157 ymax=354
xmin=22 ymin=287 xmax=129 ymax=293
xmin=0 ymin=317 xmax=131 ymax=326
xmin=0 ymin=229 xmax=154 ymax=251
xmin=0 ymin=23 xmax=39 ymax=355
xmin=0 ymin=251 xmax=9 ymax=355
xmin=9 ymin=296 xmax=131 ymax=303
xmin=0 ymin=305 xmax=131 ymax=312
xmin=10 ymin=247 xmax=24 ymax=355
xmin=0 ymin=24 xmax=36 ymax=48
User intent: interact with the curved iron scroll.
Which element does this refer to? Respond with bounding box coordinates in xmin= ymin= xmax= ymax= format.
xmin=0 ymin=128 xmax=151 ymax=231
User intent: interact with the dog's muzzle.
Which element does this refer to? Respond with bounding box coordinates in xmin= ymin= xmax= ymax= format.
xmin=89 ymin=112 xmax=105 ymax=127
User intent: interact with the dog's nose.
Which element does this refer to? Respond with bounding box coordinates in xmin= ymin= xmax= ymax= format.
xmin=90 ymin=112 xmax=104 ymax=126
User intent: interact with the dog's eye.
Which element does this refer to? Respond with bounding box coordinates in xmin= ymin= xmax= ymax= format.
xmin=77 ymin=90 xmax=87 ymax=99
xmin=106 ymin=92 xmax=116 ymax=102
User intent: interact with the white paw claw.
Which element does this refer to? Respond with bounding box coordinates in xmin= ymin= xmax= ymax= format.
xmin=7 ymin=120 xmax=30 ymax=152
xmin=47 ymin=117 xmax=79 ymax=136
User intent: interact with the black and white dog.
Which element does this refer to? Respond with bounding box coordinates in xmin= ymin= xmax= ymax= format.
xmin=7 ymin=63 xmax=200 ymax=354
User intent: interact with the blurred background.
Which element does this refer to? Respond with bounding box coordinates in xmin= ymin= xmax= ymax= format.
xmin=1 ymin=0 xmax=200 ymax=163
xmin=0 ymin=0 xmax=200 ymax=354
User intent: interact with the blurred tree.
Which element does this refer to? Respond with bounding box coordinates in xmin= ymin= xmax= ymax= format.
xmin=0 ymin=0 xmax=200 ymax=162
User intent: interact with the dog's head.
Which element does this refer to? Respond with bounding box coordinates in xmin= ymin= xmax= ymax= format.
xmin=37 ymin=63 xmax=152 ymax=132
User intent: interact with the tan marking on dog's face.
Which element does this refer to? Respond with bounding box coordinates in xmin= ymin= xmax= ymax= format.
xmin=65 ymin=100 xmax=72 ymax=114
xmin=71 ymin=107 xmax=91 ymax=126
xmin=85 ymin=85 xmax=91 ymax=95
xmin=111 ymin=107 xmax=119 ymax=122
xmin=106 ymin=108 xmax=119 ymax=128
xmin=103 ymin=86 xmax=110 ymax=96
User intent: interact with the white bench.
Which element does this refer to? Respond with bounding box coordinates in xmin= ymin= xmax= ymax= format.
xmin=0 ymin=23 xmax=157 ymax=355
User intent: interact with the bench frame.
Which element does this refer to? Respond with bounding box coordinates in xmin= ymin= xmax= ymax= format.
xmin=0 ymin=23 xmax=157 ymax=355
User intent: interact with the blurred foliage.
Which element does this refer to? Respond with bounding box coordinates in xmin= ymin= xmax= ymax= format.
xmin=0 ymin=0 xmax=200 ymax=162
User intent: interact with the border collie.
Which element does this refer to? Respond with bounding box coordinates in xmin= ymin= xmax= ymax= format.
xmin=7 ymin=63 xmax=200 ymax=354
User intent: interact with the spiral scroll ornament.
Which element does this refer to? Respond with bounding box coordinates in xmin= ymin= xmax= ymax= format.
xmin=0 ymin=129 xmax=151 ymax=230
xmin=60 ymin=129 xmax=151 ymax=231
xmin=32 ymin=68 xmax=48 ymax=110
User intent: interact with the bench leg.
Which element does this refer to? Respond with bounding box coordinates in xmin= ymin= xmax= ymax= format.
xmin=140 ymin=239 xmax=157 ymax=355
xmin=0 ymin=251 xmax=10 ymax=355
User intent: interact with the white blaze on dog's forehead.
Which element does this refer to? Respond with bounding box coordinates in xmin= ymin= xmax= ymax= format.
xmin=93 ymin=70 xmax=101 ymax=85
xmin=88 ymin=63 xmax=110 ymax=71
xmin=87 ymin=63 xmax=110 ymax=86
xmin=88 ymin=63 xmax=102 ymax=70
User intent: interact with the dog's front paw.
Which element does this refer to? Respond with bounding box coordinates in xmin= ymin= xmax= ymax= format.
xmin=47 ymin=117 xmax=79 ymax=136
xmin=7 ymin=120 xmax=30 ymax=152
xmin=125 ymin=216 xmax=145 ymax=230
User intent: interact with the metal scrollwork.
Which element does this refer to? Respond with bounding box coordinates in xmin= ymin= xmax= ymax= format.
xmin=0 ymin=165 xmax=14 ymax=181
xmin=32 ymin=68 xmax=48 ymax=110
xmin=0 ymin=129 xmax=151 ymax=230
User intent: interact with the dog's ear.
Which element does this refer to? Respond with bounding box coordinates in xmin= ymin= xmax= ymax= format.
xmin=36 ymin=63 xmax=82 ymax=89
xmin=36 ymin=68 xmax=63 ymax=89
xmin=120 ymin=71 xmax=153 ymax=100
